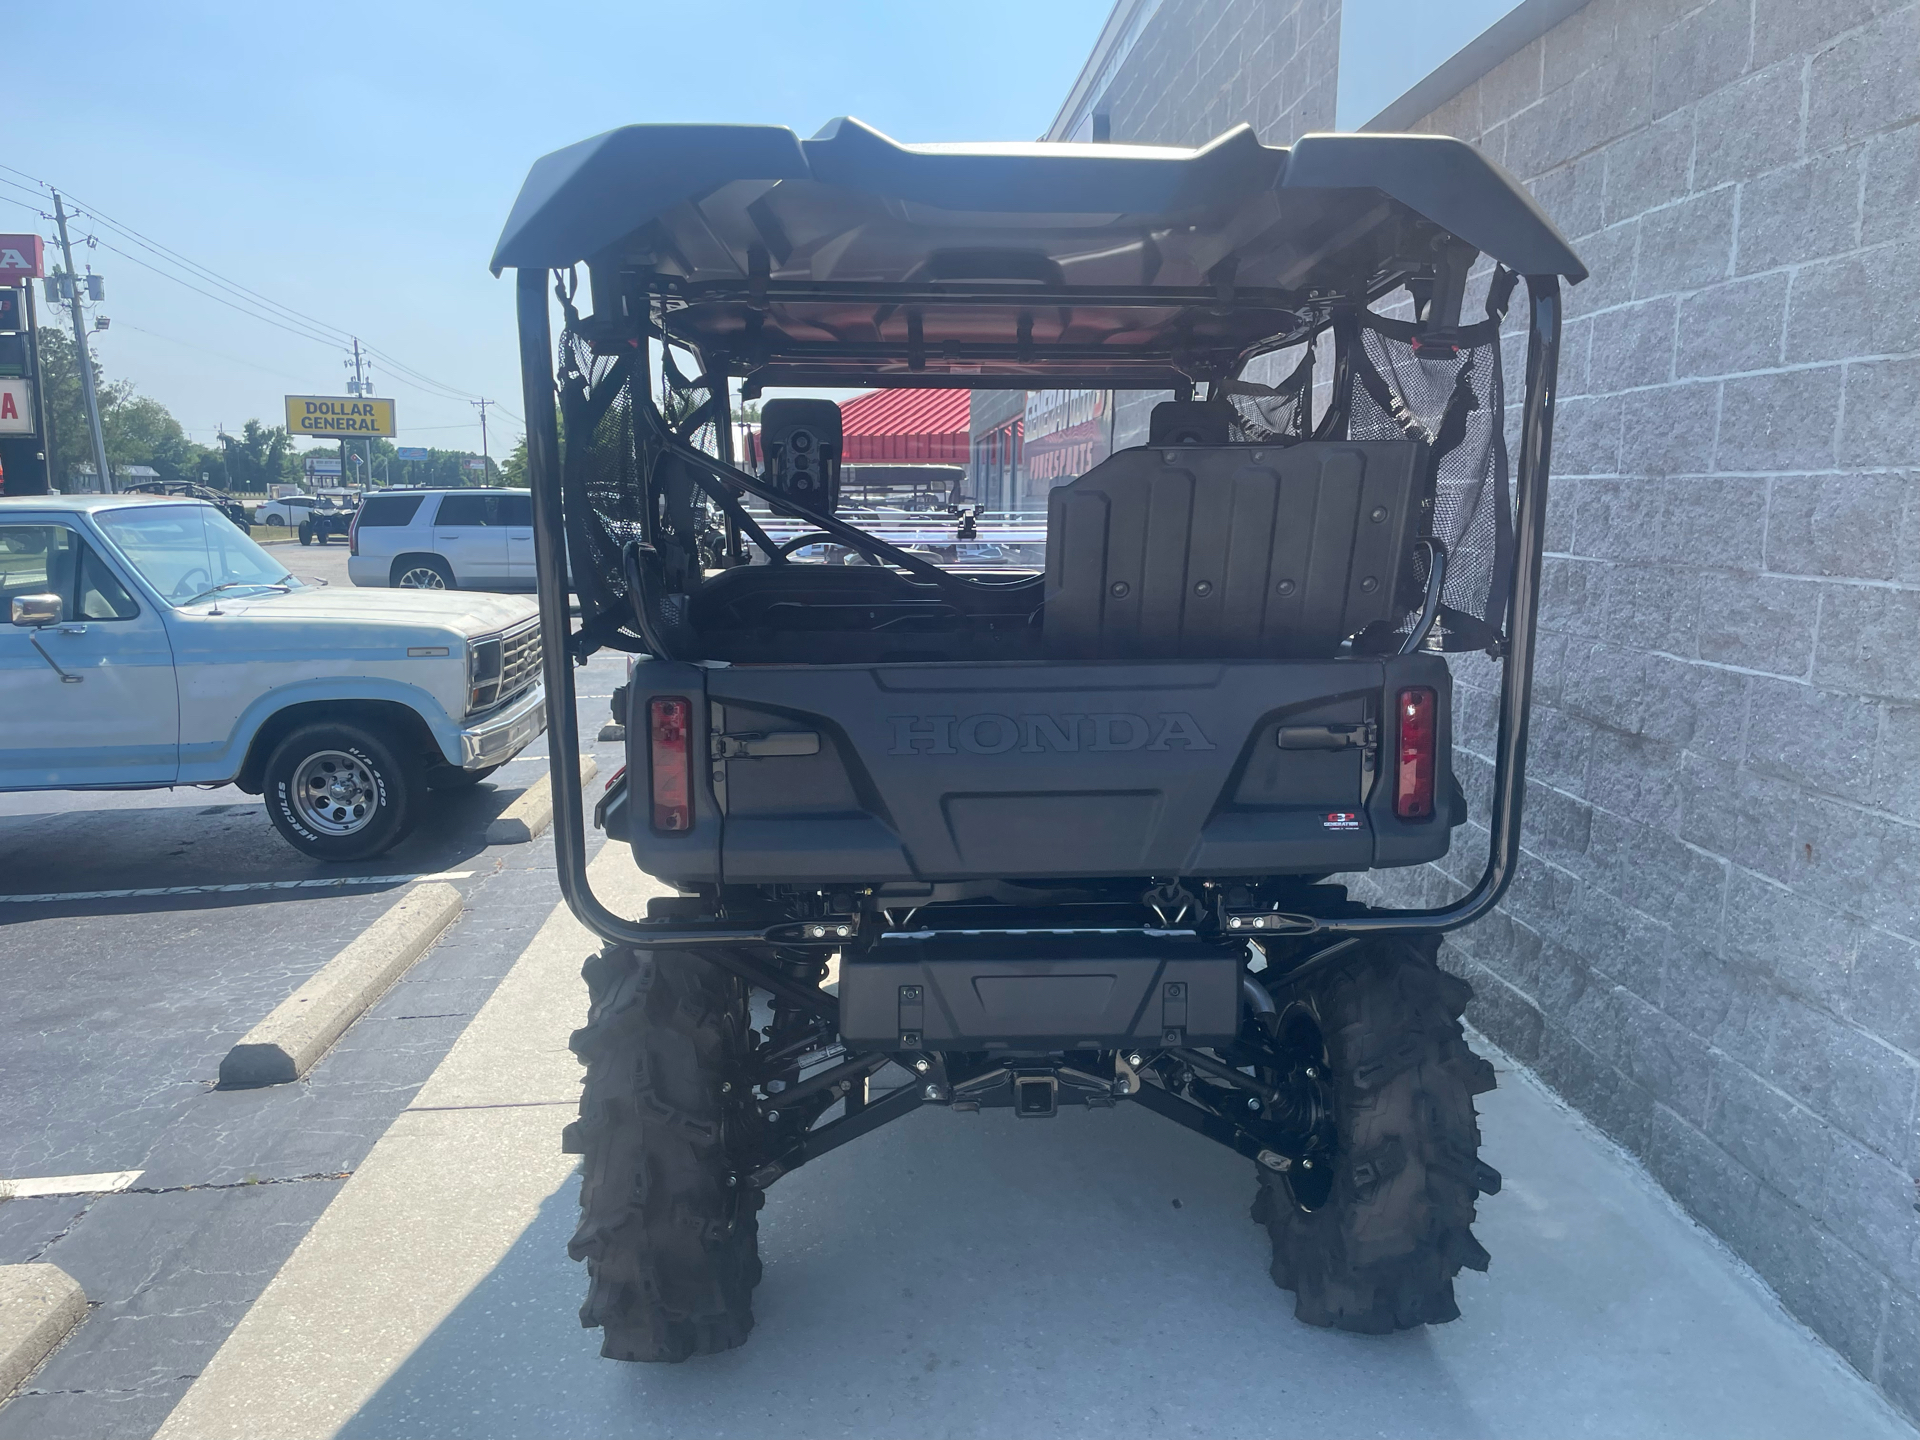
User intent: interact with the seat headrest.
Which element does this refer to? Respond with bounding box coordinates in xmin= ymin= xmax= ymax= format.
xmin=1148 ymin=400 xmax=1234 ymax=447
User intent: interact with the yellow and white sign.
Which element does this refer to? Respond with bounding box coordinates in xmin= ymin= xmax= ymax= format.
xmin=285 ymin=395 xmax=396 ymax=438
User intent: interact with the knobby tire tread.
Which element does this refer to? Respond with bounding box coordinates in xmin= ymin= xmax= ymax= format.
xmin=1253 ymin=932 xmax=1499 ymax=1333
xmin=566 ymin=945 xmax=762 ymax=1362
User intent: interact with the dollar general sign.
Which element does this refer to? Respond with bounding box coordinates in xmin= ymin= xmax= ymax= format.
xmin=285 ymin=395 xmax=396 ymax=437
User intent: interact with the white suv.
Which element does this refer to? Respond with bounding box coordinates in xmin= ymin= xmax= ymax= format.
xmin=349 ymin=488 xmax=534 ymax=591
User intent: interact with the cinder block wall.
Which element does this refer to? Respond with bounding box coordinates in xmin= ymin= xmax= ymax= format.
xmin=1089 ymin=0 xmax=1920 ymax=1417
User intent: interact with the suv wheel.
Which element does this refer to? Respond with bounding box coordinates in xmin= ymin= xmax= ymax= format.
xmin=1252 ymin=933 xmax=1498 ymax=1332
xmin=264 ymin=721 xmax=422 ymax=861
xmin=565 ymin=945 xmax=762 ymax=1362
xmin=393 ymin=557 xmax=454 ymax=590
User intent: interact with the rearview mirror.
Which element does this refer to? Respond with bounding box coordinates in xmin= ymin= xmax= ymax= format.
xmin=11 ymin=593 xmax=62 ymax=626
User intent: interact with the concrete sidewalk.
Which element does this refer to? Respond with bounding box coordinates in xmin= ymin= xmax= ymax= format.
xmin=157 ymin=849 xmax=1917 ymax=1440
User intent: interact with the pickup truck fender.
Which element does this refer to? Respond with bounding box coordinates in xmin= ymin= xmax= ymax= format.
xmin=178 ymin=676 xmax=466 ymax=785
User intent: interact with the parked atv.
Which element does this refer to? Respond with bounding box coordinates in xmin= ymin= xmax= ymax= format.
xmin=297 ymin=493 xmax=354 ymax=546
xmin=494 ymin=117 xmax=1582 ymax=1360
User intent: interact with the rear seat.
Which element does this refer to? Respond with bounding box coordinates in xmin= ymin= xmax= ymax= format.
xmin=1042 ymin=440 xmax=1427 ymax=660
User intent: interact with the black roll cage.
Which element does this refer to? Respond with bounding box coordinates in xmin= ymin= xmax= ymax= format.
xmin=513 ymin=264 xmax=1562 ymax=961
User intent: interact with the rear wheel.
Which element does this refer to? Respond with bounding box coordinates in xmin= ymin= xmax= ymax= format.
xmin=392 ymin=556 xmax=453 ymax=590
xmin=565 ymin=945 xmax=762 ymax=1362
xmin=264 ymin=721 xmax=422 ymax=861
xmin=1252 ymin=933 xmax=1499 ymax=1333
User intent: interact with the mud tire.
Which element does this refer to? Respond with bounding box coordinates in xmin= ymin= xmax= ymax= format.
xmin=565 ymin=945 xmax=762 ymax=1362
xmin=1252 ymin=933 xmax=1499 ymax=1333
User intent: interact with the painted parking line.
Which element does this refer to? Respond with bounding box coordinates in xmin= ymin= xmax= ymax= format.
xmin=2 ymin=1170 xmax=144 ymax=1198
xmin=0 ymin=871 xmax=475 ymax=905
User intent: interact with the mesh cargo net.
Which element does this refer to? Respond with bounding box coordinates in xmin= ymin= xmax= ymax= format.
xmin=556 ymin=325 xmax=725 ymax=648
xmin=1223 ymin=348 xmax=1313 ymax=443
xmin=555 ymin=328 xmax=642 ymax=641
xmin=1346 ymin=295 xmax=1513 ymax=652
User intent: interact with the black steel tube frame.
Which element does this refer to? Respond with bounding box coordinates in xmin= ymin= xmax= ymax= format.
xmin=748 ymin=1080 xmax=926 ymax=1188
xmin=516 ymin=267 xmax=1561 ymax=957
xmin=1127 ymin=1078 xmax=1278 ymax=1165
xmin=518 ymin=268 xmax=840 ymax=1023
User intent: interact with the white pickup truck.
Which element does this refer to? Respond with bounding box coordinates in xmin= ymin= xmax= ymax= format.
xmin=0 ymin=494 xmax=547 ymax=860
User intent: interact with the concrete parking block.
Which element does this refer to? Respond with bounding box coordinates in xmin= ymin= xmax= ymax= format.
xmin=486 ymin=754 xmax=598 ymax=845
xmin=0 ymin=1172 xmax=141 ymax=1200
xmin=217 ymin=883 xmax=463 ymax=1088
xmin=0 ymin=1264 xmax=86 ymax=1399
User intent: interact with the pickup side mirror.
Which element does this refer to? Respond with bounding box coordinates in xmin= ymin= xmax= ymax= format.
xmin=11 ymin=593 xmax=62 ymax=627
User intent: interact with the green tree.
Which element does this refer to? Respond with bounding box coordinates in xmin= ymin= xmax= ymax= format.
xmin=499 ymin=434 xmax=527 ymax=487
xmin=101 ymin=389 xmax=201 ymax=483
xmin=218 ymin=420 xmax=294 ymax=492
xmin=33 ymin=327 xmax=90 ymax=484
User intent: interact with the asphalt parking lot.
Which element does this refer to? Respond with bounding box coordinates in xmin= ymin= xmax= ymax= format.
xmin=0 ymin=582 xmax=626 ymax=1440
xmin=268 ymin=532 xmax=371 ymax=591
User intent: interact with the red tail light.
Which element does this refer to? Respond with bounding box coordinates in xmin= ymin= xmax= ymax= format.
xmin=648 ymin=697 xmax=693 ymax=833
xmin=1395 ymin=686 xmax=1437 ymax=821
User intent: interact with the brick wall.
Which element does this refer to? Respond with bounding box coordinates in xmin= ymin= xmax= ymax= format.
xmin=1381 ymin=0 xmax=1920 ymax=1413
xmin=1098 ymin=0 xmax=1339 ymax=148
xmin=1079 ymin=0 xmax=1920 ymax=1418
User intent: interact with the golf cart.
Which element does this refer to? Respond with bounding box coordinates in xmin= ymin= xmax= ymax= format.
xmin=494 ymin=118 xmax=1582 ymax=1361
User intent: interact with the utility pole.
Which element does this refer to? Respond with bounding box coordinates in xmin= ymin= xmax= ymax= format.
xmin=471 ymin=397 xmax=492 ymax=485
xmin=52 ymin=191 xmax=111 ymax=493
xmin=345 ymin=338 xmax=375 ymax=489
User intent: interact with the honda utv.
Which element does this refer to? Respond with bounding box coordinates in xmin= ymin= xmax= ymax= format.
xmin=492 ymin=118 xmax=1584 ymax=1361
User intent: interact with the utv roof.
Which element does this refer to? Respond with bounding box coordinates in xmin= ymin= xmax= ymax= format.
xmin=493 ymin=118 xmax=1584 ymax=388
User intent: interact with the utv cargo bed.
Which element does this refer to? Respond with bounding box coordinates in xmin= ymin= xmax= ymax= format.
xmin=624 ymin=654 xmax=1458 ymax=887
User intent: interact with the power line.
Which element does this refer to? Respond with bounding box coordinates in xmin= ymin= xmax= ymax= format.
xmin=115 ymin=323 xmax=319 ymax=387
xmin=81 ymin=233 xmax=496 ymax=410
xmin=62 ymin=193 xmax=489 ymax=406
xmin=5 ymin=162 xmax=498 ymax=412
xmin=87 ymin=238 xmax=342 ymax=349
xmin=0 ymin=194 xmax=51 ymax=222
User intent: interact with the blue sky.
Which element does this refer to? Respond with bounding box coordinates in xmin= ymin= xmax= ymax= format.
xmin=8 ymin=1 xmax=1114 ymax=456
xmin=8 ymin=2 xmax=1500 ymax=462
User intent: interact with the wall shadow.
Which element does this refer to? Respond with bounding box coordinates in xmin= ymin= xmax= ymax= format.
xmin=336 ymin=1104 xmax=1481 ymax=1440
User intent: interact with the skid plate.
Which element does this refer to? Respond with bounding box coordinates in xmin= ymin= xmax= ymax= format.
xmin=839 ymin=932 xmax=1241 ymax=1051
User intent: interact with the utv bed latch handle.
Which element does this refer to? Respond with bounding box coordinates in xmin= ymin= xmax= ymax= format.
xmin=1277 ymin=723 xmax=1371 ymax=751
xmin=712 ymin=730 xmax=822 ymax=759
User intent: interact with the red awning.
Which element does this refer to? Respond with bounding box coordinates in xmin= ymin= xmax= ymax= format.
xmin=837 ymin=389 xmax=969 ymax=464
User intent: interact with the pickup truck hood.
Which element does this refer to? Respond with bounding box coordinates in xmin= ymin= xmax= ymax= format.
xmin=201 ymin=587 xmax=538 ymax=637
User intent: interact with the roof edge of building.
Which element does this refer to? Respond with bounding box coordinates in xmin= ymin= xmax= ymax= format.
xmin=1361 ymin=0 xmax=1595 ymax=134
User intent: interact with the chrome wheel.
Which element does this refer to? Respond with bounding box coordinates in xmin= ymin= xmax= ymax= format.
xmin=397 ymin=566 xmax=447 ymax=590
xmin=290 ymin=749 xmax=380 ymax=836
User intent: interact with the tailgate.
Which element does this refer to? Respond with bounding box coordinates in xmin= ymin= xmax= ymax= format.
xmin=619 ymin=656 xmax=1455 ymax=885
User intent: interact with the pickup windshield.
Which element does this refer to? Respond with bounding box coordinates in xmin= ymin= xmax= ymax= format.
xmin=95 ymin=504 xmax=302 ymax=605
